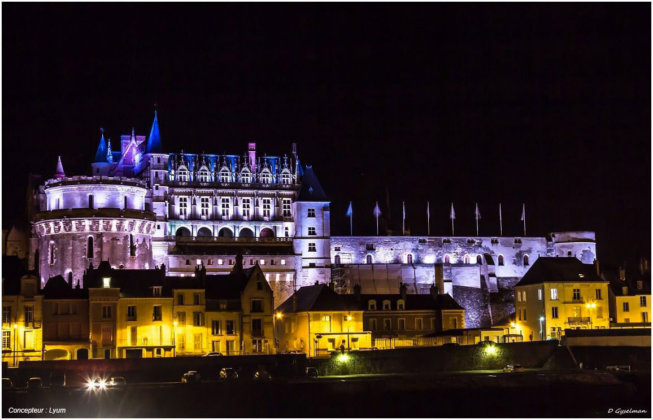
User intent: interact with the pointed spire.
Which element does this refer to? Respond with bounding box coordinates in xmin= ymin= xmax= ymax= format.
xmin=94 ymin=128 xmax=108 ymax=163
xmin=146 ymin=108 xmax=162 ymax=153
xmin=106 ymin=139 xmax=113 ymax=163
xmin=54 ymin=156 xmax=66 ymax=178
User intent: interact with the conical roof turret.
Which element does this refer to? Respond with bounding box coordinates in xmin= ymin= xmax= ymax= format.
xmin=54 ymin=156 xmax=66 ymax=178
xmin=146 ymin=109 xmax=162 ymax=153
xmin=94 ymin=128 xmax=108 ymax=162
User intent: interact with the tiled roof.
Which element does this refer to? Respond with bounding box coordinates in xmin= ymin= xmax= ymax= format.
xmin=42 ymin=275 xmax=88 ymax=299
xmin=297 ymin=165 xmax=328 ymax=202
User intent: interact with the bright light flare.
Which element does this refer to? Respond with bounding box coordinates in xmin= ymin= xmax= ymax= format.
xmin=336 ymin=353 xmax=350 ymax=364
xmin=484 ymin=345 xmax=498 ymax=357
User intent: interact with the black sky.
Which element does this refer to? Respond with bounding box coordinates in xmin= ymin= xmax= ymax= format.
xmin=2 ymin=3 xmax=650 ymax=269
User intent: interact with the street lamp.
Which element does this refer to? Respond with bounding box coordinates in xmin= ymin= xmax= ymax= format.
xmin=539 ymin=316 xmax=545 ymax=340
xmin=585 ymin=302 xmax=597 ymax=329
xmin=12 ymin=324 xmax=18 ymax=367
xmin=173 ymin=321 xmax=178 ymax=357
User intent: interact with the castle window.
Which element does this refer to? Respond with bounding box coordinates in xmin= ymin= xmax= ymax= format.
xmin=550 ymin=288 xmax=558 ymax=300
xmin=129 ymin=234 xmax=136 ymax=257
xmin=87 ymin=237 xmax=94 ymax=259
xmin=219 ymin=168 xmax=230 ymax=183
xmin=88 ymin=194 xmax=94 ymax=209
xmin=282 ymin=199 xmax=292 ymax=217
xmin=366 ymin=255 xmax=374 ymax=264
xmin=366 ymin=244 xmax=376 ymax=251
xmin=498 ymin=255 xmax=504 ymax=266
xmin=406 ymin=254 xmax=413 ymax=264
xmin=308 ymin=243 xmax=316 ymax=253
xmin=334 ymin=255 xmax=341 ymax=264
xmin=476 ymin=255 xmax=483 ymax=265
xmin=242 ymin=198 xmax=251 ymax=218
xmin=397 ymin=300 xmax=405 ymax=310
xmin=123 ymin=196 xmax=128 ymax=209
xmin=240 ymin=169 xmax=251 ymax=183
xmin=49 ymin=242 xmax=55 ymax=265
xmin=444 ymin=254 xmax=450 ymax=264
xmin=198 ymin=167 xmax=210 ymax=183
xmin=221 ymin=198 xmax=231 ymax=218
xmin=102 ymin=277 xmax=111 ymax=288
xmin=262 ymin=198 xmax=272 ymax=218
xmin=280 ymin=170 xmax=292 ymax=184
xmin=178 ymin=196 xmax=188 ymax=217
xmin=382 ymin=300 xmax=391 ymax=310
xmin=523 ymin=254 xmax=529 ymax=266
xmin=259 ymin=170 xmax=272 ymax=184
xmin=307 ymin=208 xmax=315 ymax=218
xmin=281 ymin=259 xmax=286 ymax=265
xmin=308 ymin=227 xmax=317 ymax=236
xmin=464 ymin=255 xmax=470 ymax=264
xmin=200 ymin=197 xmax=210 ymax=218
xmin=177 ymin=167 xmax=189 ymax=182
xmin=186 ymin=259 xmax=191 ymax=265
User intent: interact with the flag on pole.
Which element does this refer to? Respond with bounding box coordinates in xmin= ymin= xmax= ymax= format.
xmin=499 ymin=203 xmax=503 ymax=236
xmin=402 ymin=201 xmax=406 ymax=235
xmin=474 ymin=203 xmax=481 ymax=236
xmin=346 ymin=202 xmax=353 ymax=235
xmin=450 ymin=202 xmax=456 ymax=236
xmin=373 ymin=202 xmax=382 ymax=236
xmin=520 ymin=203 xmax=526 ymax=236
xmin=426 ymin=201 xmax=431 ymax=236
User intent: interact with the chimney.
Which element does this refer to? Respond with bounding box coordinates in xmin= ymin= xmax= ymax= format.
xmin=434 ymin=263 xmax=444 ymax=295
xmin=636 ymin=280 xmax=643 ymax=290
xmin=248 ymin=142 xmax=257 ymax=172
xmin=67 ymin=271 xmax=73 ymax=287
xmin=399 ymin=282 xmax=407 ymax=301
xmin=594 ymin=259 xmax=600 ymax=277
xmin=619 ymin=267 xmax=626 ymax=282
xmin=622 ymin=286 xmax=629 ymax=296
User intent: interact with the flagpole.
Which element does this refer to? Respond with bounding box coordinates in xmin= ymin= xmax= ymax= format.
xmin=350 ymin=214 xmax=353 ymax=236
xmin=402 ymin=201 xmax=406 ymax=236
xmin=376 ymin=214 xmax=379 ymax=236
xmin=450 ymin=202 xmax=455 ymax=236
xmin=522 ymin=203 xmax=526 ymax=236
xmin=427 ymin=201 xmax=430 ymax=236
xmin=499 ymin=203 xmax=503 ymax=236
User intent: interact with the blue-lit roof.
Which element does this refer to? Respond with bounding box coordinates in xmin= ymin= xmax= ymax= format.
xmin=145 ymin=110 xmax=162 ymax=153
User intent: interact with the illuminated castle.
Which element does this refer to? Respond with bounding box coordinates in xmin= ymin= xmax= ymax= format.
xmin=29 ymin=111 xmax=597 ymax=327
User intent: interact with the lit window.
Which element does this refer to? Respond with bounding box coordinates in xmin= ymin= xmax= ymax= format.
xmin=262 ymin=199 xmax=271 ymax=217
xmin=259 ymin=170 xmax=272 ymax=184
xmin=280 ymin=171 xmax=292 ymax=184
xmin=221 ymin=198 xmax=231 ymax=218
xmin=260 ymin=259 xmax=265 ymax=265
xmin=282 ymin=199 xmax=292 ymax=217
xmin=198 ymin=167 xmax=210 ymax=182
xmin=280 ymin=259 xmax=286 ymax=265
xmin=240 ymin=169 xmax=251 ymax=183
xmin=550 ymin=288 xmax=558 ymax=300
xmin=285 ymin=273 xmax=292 ymax=281
xmin=218 ymin=259 xmax=223 ymax=265
xmin=177 ymin=166 xmax=189 ymax=182
xmin=219 ymin=169 xmax=230 ymax=183
xmin=102 ymin=277 xmax=111 ymax=288
xmin=242 ymin=198 xmax=251 ymax=218
xmin=538 ymin=289 xmax=543 ymax=301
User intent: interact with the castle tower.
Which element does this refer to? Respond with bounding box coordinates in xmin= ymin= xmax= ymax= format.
xmin=293 ymin=165 xmax=331 ymax=287
xmin=91 ymin=129 xmax=112 ymax=176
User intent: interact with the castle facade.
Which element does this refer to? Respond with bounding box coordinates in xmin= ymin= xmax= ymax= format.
xmin=28 ymin=112 xmax=597 ymax=327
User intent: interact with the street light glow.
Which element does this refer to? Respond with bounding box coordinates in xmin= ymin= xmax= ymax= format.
xmin=484 ymin=345 xmax=498 ymax=356
xmin=336 ymin=353 xmax=350 ymax=363
xmin=276 ymin=312 xmax=283 ymax=320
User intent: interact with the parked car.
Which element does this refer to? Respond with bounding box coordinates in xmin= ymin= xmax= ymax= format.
xmin=181 ymin=371 xmax=201 ymax=384
xmin=2 ymin=378 xmax=14 ymax=391
xmin=503 ymin=364 xmax=524 ymax=373
xmin=27 ymin=377 xmax=43 ymax=391
xmin=108 ymin=376 xmax=127 ymax=387
xmin=305 ymin=367 xmax=319 ymax=378
xmin=253 ymin=370 xmax=272 ymax=381
xmin=219 ymin=368 xmax=239 ymax=381
xmin=50 ymin=372 xmax=66 ymax=388
xmin=203 ymin=352 xmax=223 ymax=357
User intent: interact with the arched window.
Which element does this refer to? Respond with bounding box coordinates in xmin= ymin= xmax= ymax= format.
xmin=259 ymin=170 xmax=272 ymax=184
xmin=177 ymin=166 xmax=189 ymax=182
xmin=523 ymin=254 xmax=530 ymax=266
xmin=239 ymin=228 xmax=254 ymax=238
xmin=219 ymin=168 xmax=230 ymax=183
xmin=87 ymin=237 xmax=93 ymax=259
xmin=176 ymin=227 xmax=192 ymax=237
xmin=197 ymin=227 xmax=212 ymax=237
xmin=444 ymin=254 xmax=450 ymax=264
xmin=240 ymin=169 xmax=251 ymax=183
xmin=260 ymin=228 xmax=275 ymax=238
xmin=476 ymin=255 xmax=483 ymax=265
xmin=498 ymin=254 xmax=504 ymax=266
xmin=366 ymin=254 xmax=373 ymax=264
xmin=280 ymin=170 xmax=292 ymax=184
xmin=406 ymin=254 xmax=413 ymax=264
xmin=217 ymin=227 xmax=233 ymax=238
xmin=334 ymin=255 xmax=341 ymax=265
xmin=464 ymin=254 xmax=470 ymax=264
xmin=88 ymin=194 xmax=94 ymax=209
xmin=197 ymin=166 xmax=210 ymax=183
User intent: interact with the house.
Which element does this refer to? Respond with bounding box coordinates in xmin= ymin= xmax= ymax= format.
xmin=514 ymin=257 xmax=609 ymax=341
xmin=606 ymin=261 xmax=651 ymax=328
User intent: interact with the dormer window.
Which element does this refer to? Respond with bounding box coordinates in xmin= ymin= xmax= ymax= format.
xmin=177 ymin=166 xmax=189 ymax=182
xmin=368 ymin=300 xmax=377 ymax=311
xmin=280 ymin=170 xmax=292 ymax=184
xmin=102 ymin=277 xmax=111 ymax=288
xmin=153 ymin=286 xmax=162 ymax=297
xmin=197 ymin=166 xmax=210 ymax=182
xmin=382 ymin=300 xmax=391 ymax=310
xmin=219 ymin=168 xmax=230 ymax=183
xmin=240 ymin=169 xmax=251 ymax=183
xmin=397 ymin=300 xmax=405 ymax=310
xmin=259 ymin=170 xmax=272 ymax=184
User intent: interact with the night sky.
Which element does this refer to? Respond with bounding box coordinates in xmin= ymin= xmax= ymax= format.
xmin=3 ymin=3 xmax=650 ymax=269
